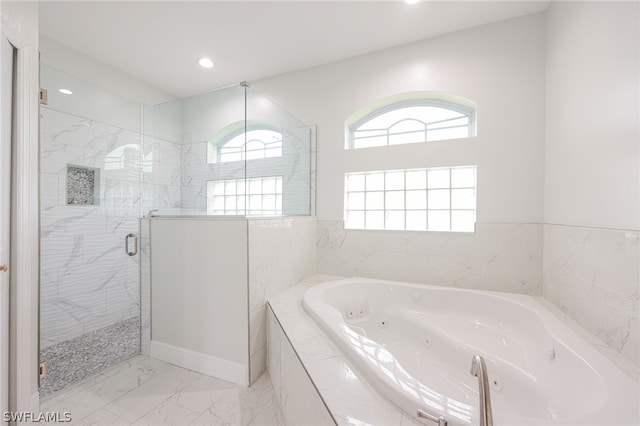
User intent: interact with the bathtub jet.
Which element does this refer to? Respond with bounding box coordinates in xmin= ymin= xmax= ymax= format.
xmin=302 ymin=277 xmax=639 ymax=426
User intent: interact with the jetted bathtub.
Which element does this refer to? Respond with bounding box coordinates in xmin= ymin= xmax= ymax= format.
xmin=302 ymin=278 xmax=639 ymax=426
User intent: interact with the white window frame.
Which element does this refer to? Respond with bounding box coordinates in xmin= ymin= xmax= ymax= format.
xmin=344 ymin=166 xmax=477 ymax=232
xmin=347 ymin=99 xmax=475 ymax=150
xmin=208 ymin=124 xmax=283 ymax=164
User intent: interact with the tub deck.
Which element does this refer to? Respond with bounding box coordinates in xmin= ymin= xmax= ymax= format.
xmin=267 ymin=275 xmax=639 ymax=426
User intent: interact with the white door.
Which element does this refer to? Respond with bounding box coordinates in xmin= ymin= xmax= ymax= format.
xmin=0 ymin=32 xmax=15 ymax=423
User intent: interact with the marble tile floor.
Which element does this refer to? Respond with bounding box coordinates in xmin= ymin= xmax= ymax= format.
xmin=40 ymin=317 xmax=141 ymax=398
xmin=41 ymin=355 xmax=285 ymax=426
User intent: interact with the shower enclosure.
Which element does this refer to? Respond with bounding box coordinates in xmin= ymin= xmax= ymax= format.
xmin=144 ymin=83 xmax=316 ymax=386
xmin=39 ymin=70 xmax=315 ymax=395
xmin=39 ymin=66 xmax=145 ymax=396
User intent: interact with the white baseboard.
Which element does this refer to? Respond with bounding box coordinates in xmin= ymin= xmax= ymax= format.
xmin=150 ymin=341 xmax=248 ymax=386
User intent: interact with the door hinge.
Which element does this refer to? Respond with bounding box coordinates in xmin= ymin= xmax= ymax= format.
xmin=39 ymin=88 xmax=48 ymax=105
xmin=39 ymin=361 xmax=47 ymax=379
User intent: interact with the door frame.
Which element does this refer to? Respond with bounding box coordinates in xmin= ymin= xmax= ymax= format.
xmin=1 ymin=12 xmax=40 ymax=414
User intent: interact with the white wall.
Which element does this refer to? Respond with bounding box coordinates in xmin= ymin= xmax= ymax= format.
xmin=543 ymin=1 xmax=639 ymax=367
xmin=544 ymin=1 xmax=639 ymax=231
xmin=254 ymin=13 xmax=546 ymax=224
xmin=150 ymin=218 xmax=249 ymax=385
xmin=1 ymin=0 xmax=41 ymax=414
xmin=254 ymin=12 xmax=546 ymax=295
xmin=40 ymin=36 xmax=175 ymax=107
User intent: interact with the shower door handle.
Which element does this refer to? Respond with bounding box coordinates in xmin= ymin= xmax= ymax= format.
xmin=125 ymin=233 xmax=138 ymax=257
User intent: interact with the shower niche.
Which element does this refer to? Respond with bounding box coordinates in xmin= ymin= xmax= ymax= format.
xmin=66 ymin=164 xmax=100 ymax=205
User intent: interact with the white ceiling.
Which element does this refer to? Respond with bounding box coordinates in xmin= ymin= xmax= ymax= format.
xmin=39 ymin=1 xmax=550 ymax=98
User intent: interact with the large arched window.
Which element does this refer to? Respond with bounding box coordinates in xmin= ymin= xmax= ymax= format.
xmin=347 ymin=94 xmax=475 ymax=149
xmin=208 ymin=124 xmax=283 ymax=163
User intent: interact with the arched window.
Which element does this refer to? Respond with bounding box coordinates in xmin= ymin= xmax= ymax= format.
xmin=208 ymin=124 xmax=283 ymax=163
xmin=343 ymin=92 xmax=477 ymax=232
xmin=347 ymin=95 xmax=475 ymax=149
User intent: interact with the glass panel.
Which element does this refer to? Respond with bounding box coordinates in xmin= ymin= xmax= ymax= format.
xmin=385 ymin=211 xmax=405 ymax=230
xmin=347 ymin=174 xmax=365 ymax=192
xmin=354 ymin=135 xmax=387 ymax=149
xmin=406 ymin=210 xmax=427 ymax=231
xmin=428 ymin=169 xmax=450 ymax=189
xmin=39 ymin=65 xmax=143 ymax=396
xmin=346 ymin=210 xmax=365 ymax=229
xmin=385 ymin=172 xmax=405 ymax=190
xmin=428 ymin=189 xmax=450 ymax=209
xmin=405 ymin=170 xmax=426 ymax=190
xmin=385 ymin=191 xmax=404 ymax=209
xmin=428 ymin=211 xmax=451 ymax=231
xmin=427 ymin=127 xmax=469 ymax=141
xmin=406 ymin=190 xmax=427 ymax=209
xmin=451 ymin=188 xmax=475 ymax=209
xmin=366 ymin=173 xmax=384 ymax=191
xmin=246 ymin=87 xmax=311 ymax=215
xmin=348 ymin=192 xmax=365 ymax=210
xmin=351 ymin=103 xmax=472 ymax=148
xmin=452 ymin=167 xmax=476 ymax=188
xmin=366 ymin=210 xmax=385 ymax=229
xmin=366 ymin=191 xmax=384 ymax=210
xmin=452 ymin=210 xmax=475 ymax=232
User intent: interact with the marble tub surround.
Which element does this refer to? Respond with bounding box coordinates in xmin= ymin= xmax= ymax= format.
xmin=543 ymin=224 xmax=639 ymax=367
xmin=41 ymin=354 xmax=284 ymax=426
xmin=317 ymin=221 xmax=543 ymax=295
xmin=248 ymin=216 xmax=316 ymax=384
xmin=268 ymin=275 xmax=422 ymax=426
xmin=267 ymin=275 xmax=640 ymax=426
xmin=40 ymin=316 xmax=140 ymax=398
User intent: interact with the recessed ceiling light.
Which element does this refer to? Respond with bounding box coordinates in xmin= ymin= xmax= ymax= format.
xmin=58 ymin=88 xmax=73 ymax=95
xmin=404 ymin=0 xmax=421 ymax=4
xmin=197 ymin=57 xmax=214 ymax=69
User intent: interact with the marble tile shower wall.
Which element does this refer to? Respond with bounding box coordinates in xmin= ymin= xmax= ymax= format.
xmin=317 ymin=221 xmax=543 ymax=295
xmin=544 ymin=224 xmax=639 ymax=367
xmin=40 ymin=108 xmax=182 ymax=347
xmin=40 ymin=108 xmax=141 ymax=347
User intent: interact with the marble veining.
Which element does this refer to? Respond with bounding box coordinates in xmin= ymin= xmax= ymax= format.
xmin=41 ymin=355 xmax=283 ymax=425
xmin=317 ymin=220 xmax=543 ymax=295
xmin=40 ymin=107 xmax=142 ymax=349
xmin=543 ymin=223 xmax=639 ymax=367
xmin=247 ymin=217 xmax=316 ymax=384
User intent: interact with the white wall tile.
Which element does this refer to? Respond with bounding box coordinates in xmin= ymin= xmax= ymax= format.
xmin=544 ymin=224 xmax=639 ymax=367
xmin=247 ymin=217 xmax=316 ymax=384
xmin=279 ymin=329 xmax=334 ymax=426
xmin=318 ymin=221 xmax=542 ymax=295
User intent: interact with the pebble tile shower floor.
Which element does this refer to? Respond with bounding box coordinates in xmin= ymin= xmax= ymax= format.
xmin=41 ymin=355 xmax=284 ymax=425
xmin=40 ymin=317 xmax=140 ymax=398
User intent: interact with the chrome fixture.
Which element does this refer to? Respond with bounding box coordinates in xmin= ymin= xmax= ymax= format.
xmin=0 ymin=264 xmax=7 ymax=272
xmin=470 ymin=355 xmax=493 ymax=426
xmin=417 ymin=409 xmax=447 ymax=426
xmin=125 ymin=233 xmax=138 ymax=257
xmin=147 ymin=209 xmax=159 ymax=217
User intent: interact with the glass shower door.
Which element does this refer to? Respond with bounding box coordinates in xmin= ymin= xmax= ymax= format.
xmin=39 ymin=66 xmax=143 ymax=397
